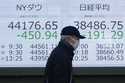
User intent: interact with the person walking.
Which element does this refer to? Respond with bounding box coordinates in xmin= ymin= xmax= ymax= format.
xmin=44 ymin=26 xmax=86 ymax=83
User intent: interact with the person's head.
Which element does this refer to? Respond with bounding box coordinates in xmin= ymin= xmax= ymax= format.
xmin=60 ymin=26 xmax=86 ymax=49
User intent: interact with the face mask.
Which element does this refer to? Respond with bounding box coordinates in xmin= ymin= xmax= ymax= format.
xmin=71 ymin=38 xmax=79 ymax=49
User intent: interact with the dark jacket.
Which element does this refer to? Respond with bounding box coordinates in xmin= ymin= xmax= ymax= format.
xmin=44 ymin=40 xmax=74 ymax=83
